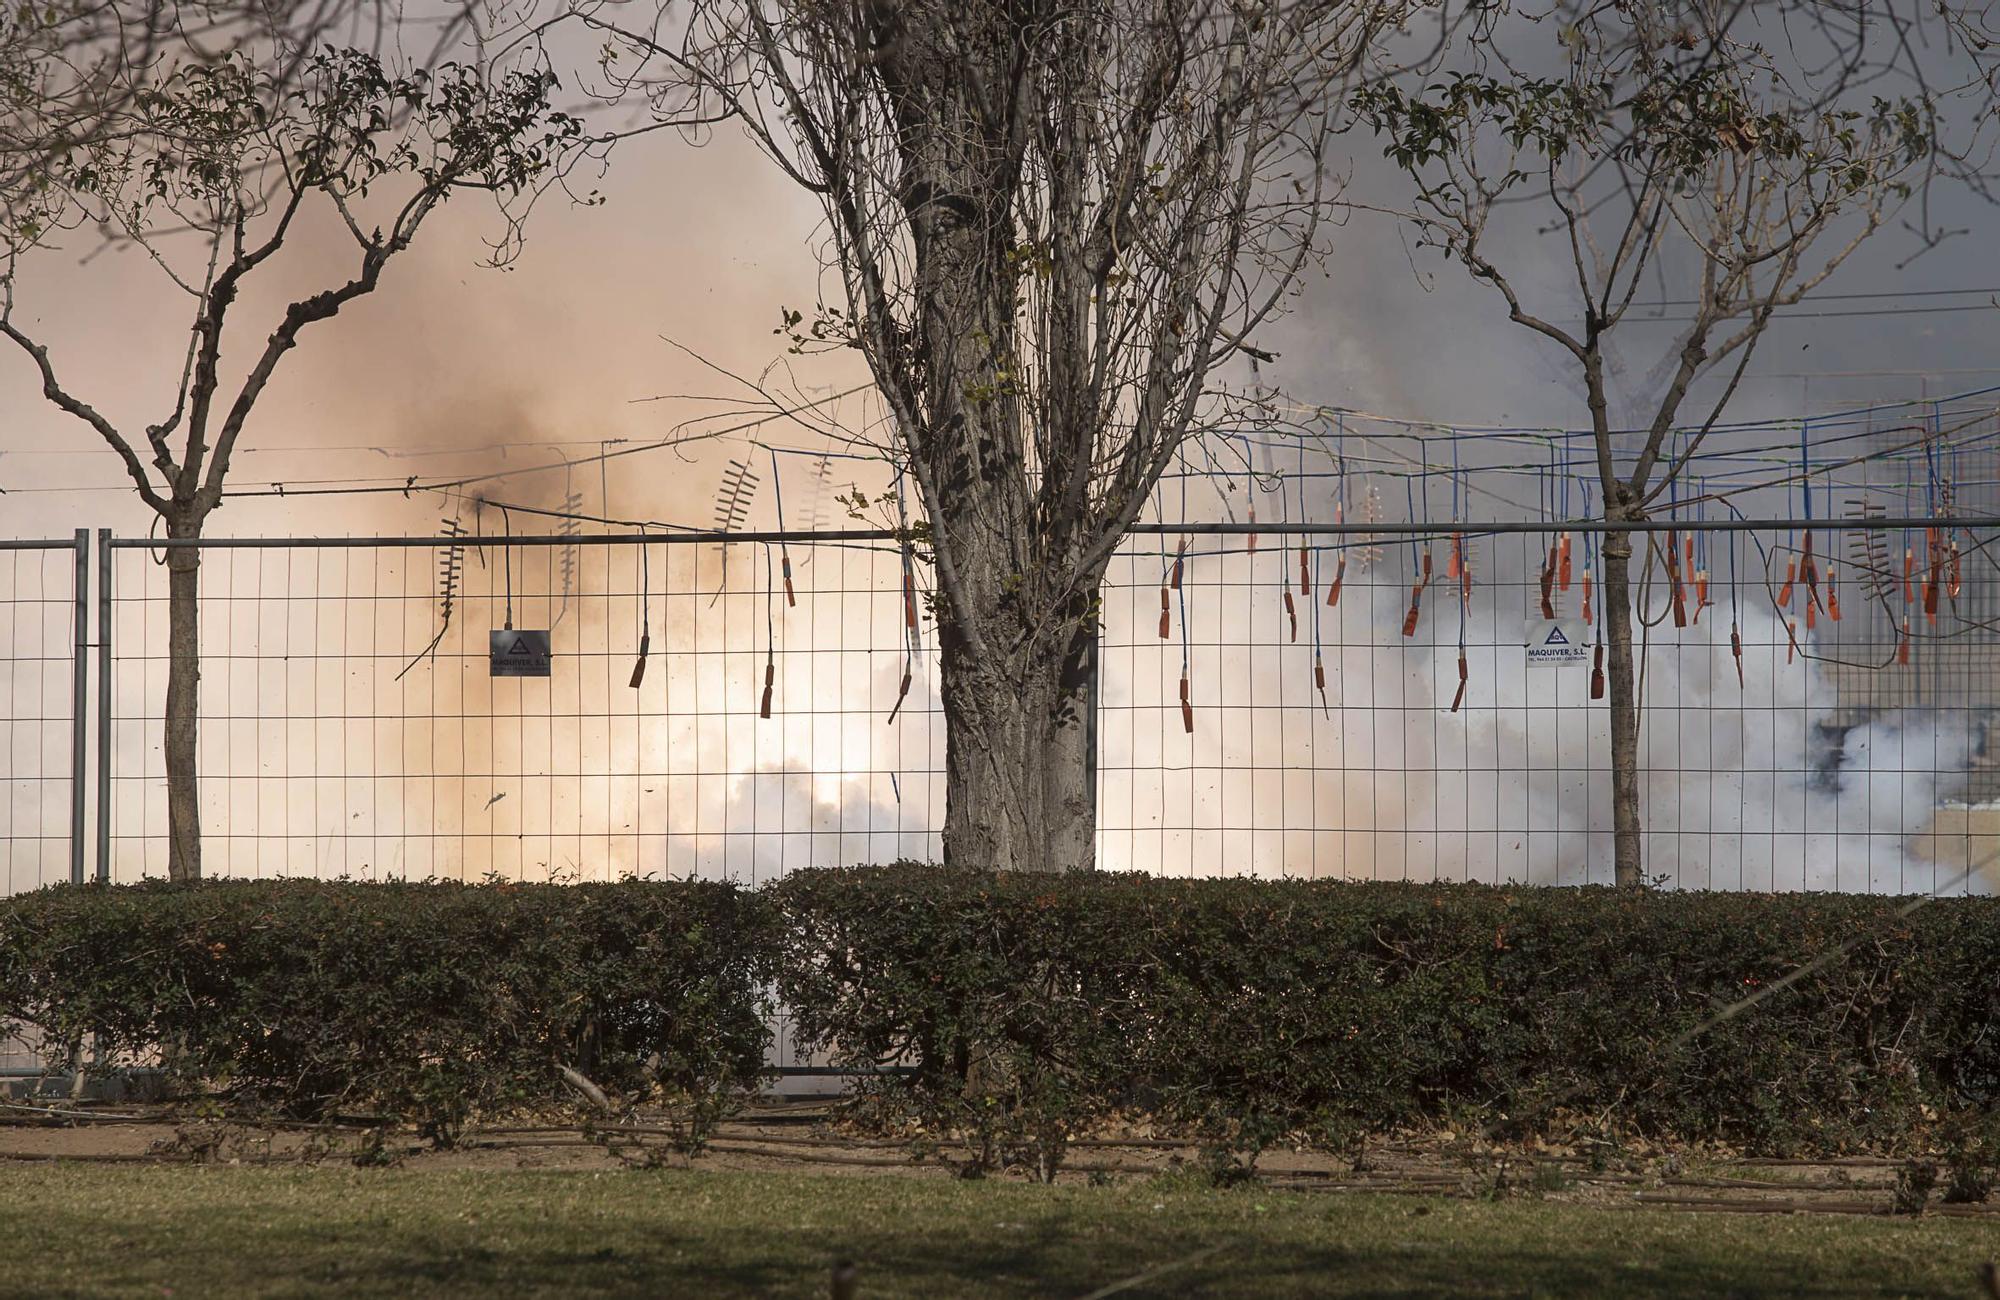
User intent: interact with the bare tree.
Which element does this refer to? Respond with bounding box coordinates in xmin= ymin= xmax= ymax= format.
xmin=1354 ymin=2 xmax=1947 ymax=885
xmin=559 ymin=0 xmax=1448 ymax=872
xmin=0 ymin=46 xmax=579 ymax=880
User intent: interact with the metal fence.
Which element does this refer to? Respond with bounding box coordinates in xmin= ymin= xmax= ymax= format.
xmin=0 ymin=534 xmax=85 ymax=894
xmin=1 ymin=519 xmax=1996 ymax=897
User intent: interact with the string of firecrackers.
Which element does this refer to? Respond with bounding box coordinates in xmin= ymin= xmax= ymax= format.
xmin=1446 ymin=456 xmax=1471 ymax=714
xmin=629 ymin=527 xmax=653 ymax=689
xmin=1296 ymin=441 xmax=1333 ymax=716
xmin=888 ymin=469 xmax=922 ymax=726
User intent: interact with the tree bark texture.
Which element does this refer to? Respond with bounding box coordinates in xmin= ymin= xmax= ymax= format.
xmin=164 ymin=519 xmax=203 ymax=881
xmin=1600 ymin=529 xmax=1642 ymax=888
xmin=938 ymin=563 xmax=1098 ymax=874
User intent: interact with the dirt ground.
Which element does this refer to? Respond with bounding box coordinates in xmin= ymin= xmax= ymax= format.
xmin=3 ymin=1095 xmax=1996 ymax=1220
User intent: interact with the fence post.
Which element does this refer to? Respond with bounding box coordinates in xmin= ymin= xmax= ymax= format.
xmin=95 ymin=529 xmax=112 ymax=885
xmin=69 ymin=529 xmax=88 ymax=885
xmin=1085 ymin=585 xmax=1100 ymax=842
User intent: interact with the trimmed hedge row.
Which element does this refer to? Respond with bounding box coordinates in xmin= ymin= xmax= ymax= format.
xmin=0 ymin=879 xmax=773 ymax=1144
xmin=5 ymin=870 xmax=1998 ymax=1167
xmin=768 ymin=867 xmax=2000 ymax=1172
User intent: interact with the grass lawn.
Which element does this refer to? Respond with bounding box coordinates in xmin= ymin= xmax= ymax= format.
xmin=0 ymin=1166 xmax=1996 ymax=1298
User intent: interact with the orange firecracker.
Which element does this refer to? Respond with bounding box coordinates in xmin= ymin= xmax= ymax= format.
xmin=1786 ymin=619 xmax=1798 ymax=665
xmin=1730 ymin=622 xmax=1744 ymax=688
xmin=1450 ymin=653 xmax=1469 ymax=713
xmin=1559 ymin=533 xmax=1573 ymax=590
xmin=1826 ymin=565 xmax=1840 ymax=621
xmin=1778 ymin=558 xmax=1796 ymax=609
xmin=1284 ymin=589 xmax=1298 ymax=643
xmin=1590 ymin=641 xmax=1605 ymax=700
xmin=1298 ymin=544 xmax=1311 ymax=597
xmin=1326 ymin=556 xmax=1345 ymax=608
xmin=1179 ymin=674 xmax=1194 ymax=733
xmin=1582 ymin=571 xmax=1594 ymax=625
xmin=1403 ymin=552 xmax=1431 ymax=638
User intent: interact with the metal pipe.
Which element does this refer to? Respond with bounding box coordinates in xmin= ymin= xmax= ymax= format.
xmin=69 ymin=529 xmax=87 ymax=886
xmin=0 ymin=539 xmax=84 ymax=552
xmin=1124 ymin=517 xmax=2000 ymax=536
xmin=1084 ymin=622 xmax=1099 ymax=838
xmin=96 ymin=529 xmax=112 ymax=885
xmin=110 ymin=529 xmax=904 ymax=549
xmin=97 ymin=517 xmax=2000 ymax=550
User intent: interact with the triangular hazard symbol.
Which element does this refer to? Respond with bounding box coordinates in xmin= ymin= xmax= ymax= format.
xmin=509 ymin=636 xmax=534 ymax=655
xmin=1543 ymin=627 xmax=1570 ymax=646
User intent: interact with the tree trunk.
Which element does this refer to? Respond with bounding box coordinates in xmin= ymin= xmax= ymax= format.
xmin=1600 ymin=529 xmax=1642 ymax=887
xmin=936 ymin=564 xmax=1098 ymax=874
xmin=164 ymin=517 xmax=203 ymax=882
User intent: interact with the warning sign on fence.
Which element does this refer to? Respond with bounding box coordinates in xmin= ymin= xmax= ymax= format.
xmin=490 ymin=629 xmax=552 ymax=677
xmin=1527 ymin=621 xmax=1588 ymax=667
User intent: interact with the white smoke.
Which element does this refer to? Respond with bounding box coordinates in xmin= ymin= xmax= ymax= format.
xmin=1100 ymin=539 xmax=1991 ymax=894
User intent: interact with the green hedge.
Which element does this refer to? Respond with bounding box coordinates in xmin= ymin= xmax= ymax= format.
xmin=770 ymin=866 xmax=2000 ymax=1173
xmin=0 ymin=879 xmax=773 ymax=1144
xmin=7 ymin=869 xmax=1998 ymax=1171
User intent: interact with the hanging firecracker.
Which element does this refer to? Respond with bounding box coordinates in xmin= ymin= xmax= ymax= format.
xmin=1403 ymin=549 xmax=1432 ymax=637
xmin=1667 ymin=531 xmax=1689 ymax=629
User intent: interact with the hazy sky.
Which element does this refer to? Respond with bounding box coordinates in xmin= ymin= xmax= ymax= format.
xmin=2 ymin=26 xmax=1998 ymax=541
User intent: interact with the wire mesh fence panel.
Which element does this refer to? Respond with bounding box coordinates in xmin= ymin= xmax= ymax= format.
xmin=0 ymin=538 xmax=83 ymax=1077
xmin=1101 ymin=521 xmax=2000 ymax=893
xmin=0 ymin=542 xmax=81 ymax=895
xmin=103 ymin=536 xmax=942 ymax=886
